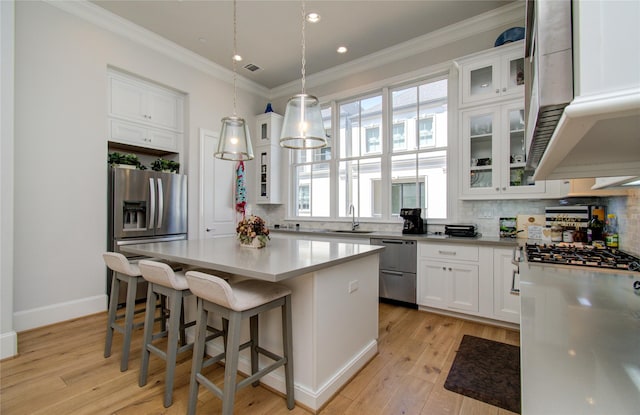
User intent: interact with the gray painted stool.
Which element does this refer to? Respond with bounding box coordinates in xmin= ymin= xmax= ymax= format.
xmin=137 ymin=260 xmax=225 ymax=408
xmin=185 ymin=271 xmax=294 ymax=415
xmin=103 ymin=252 xmax=155 ymax=372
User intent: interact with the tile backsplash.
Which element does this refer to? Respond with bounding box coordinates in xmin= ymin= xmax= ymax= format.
xmin=253 ymin=189 xmax=639 ymax=255
xmin=607 ymin=189 xmax=639 ymax=256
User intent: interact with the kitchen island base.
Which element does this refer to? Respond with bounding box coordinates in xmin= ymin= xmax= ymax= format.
xmin=189 ymin=254 xmax=379 ymax=411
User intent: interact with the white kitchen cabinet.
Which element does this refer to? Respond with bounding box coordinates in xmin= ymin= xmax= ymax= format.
xmin=109 ymin=71 xmax=184 ymax=133
xmin=109 ymin=119 xmax=179 ymax=152
xmin=255 ymin=112 xmax=283 ymax=145
xmin=457 ymin=41 xmax=525 ymax=107
xmin=417 ymin=243 xmax=480 ymax=313
xmin=460 ymin=100 xmax=546 ymax=199
xmin=255 ymin=144 xmax=282 ymax=204
xmin=493 ymin=248 xmax=520 ymax=324
xmin=254 ymin=112 xmax=283 ymax=204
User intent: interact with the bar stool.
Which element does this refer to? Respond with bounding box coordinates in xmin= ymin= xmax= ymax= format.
xmin=103 ymin=252 xmax=160 ymax=372
xmin=185 ymin=271 xmax=294 ymax=415
xmin=138 ymin=260 xmax=224 ymax=408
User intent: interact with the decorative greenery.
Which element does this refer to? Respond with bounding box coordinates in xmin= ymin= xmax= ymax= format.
xmin=236 ymin=215 xmax=270 ymax=247
xmin=108 ymin=152 xmax=146 ymax=170
xmin=150 ymin=158 xmax=180 ymax=173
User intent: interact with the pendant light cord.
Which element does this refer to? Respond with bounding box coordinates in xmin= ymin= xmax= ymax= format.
xmin=232 ymin=0 xmax=238 ymax=116
xmin=300 ymin=0 xmax=306 ymax=94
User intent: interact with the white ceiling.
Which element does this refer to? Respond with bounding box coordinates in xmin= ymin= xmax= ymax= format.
xmin=91 ymin=0 xmax=515 ymax=90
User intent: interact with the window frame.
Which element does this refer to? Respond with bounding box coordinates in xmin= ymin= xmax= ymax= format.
xmin=287 ymin=70 xmax=452 ymax=224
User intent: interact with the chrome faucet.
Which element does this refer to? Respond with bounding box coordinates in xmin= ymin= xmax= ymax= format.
xmin=348 ymin=204 xmax=360 ymax=231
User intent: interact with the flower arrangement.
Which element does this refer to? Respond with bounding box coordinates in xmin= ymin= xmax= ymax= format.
xmin=236 ymin=215 xmax=270 ymax=248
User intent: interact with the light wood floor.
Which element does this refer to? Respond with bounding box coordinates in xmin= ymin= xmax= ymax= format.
xmin=1 ymin=303 xmax=520 ymax=414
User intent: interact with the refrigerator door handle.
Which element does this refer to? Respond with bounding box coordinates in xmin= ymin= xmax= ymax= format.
xmin=148 ymin=178 xmax=156 ymax=229
xmin=156 ymin=178 xmax=164 ymax=229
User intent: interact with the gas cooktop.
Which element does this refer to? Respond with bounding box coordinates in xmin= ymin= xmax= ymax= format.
xmin=525 ymin=243 xmax=640 ymax=272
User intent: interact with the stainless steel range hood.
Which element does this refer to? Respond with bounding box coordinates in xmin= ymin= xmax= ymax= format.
xmin=525 ymin=0 xmax=640 ymax=181
xmin=524 ymin=0 xmax=573 ymax=172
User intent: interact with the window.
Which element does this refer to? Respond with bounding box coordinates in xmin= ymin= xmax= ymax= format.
xmin=390 ymin=78 xmax=448 ymax=218
xmin=338 ymin=94 xmax=383 ymax=219
xmin=290 ymin=76 xmax=448 ymax=221
xmin=419 ymin=117 xmax=434 ymax=147
xmin=392 ymin=181 xmax=425 ymax=215
xmin=298 ymin=185 xmax=310 ymax=211
xmin=291 ymin=106 xmax=332 ymax=217
xmin=392 ymin=122 xmax=406 ymax=150
xmin=365 ymin=127 xmax=381 ymax=153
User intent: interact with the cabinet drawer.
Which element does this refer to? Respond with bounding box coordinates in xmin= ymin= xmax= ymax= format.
xmin=420 ymin=243 xmax=479 ymax=262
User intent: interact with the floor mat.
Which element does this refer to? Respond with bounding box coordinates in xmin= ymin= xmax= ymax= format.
xmin=444 ymin=334 xmax=521 ymax=413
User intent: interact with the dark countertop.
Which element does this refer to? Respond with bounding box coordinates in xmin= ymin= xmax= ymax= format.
xmin=271 ymin=227 xmax=519 ymax=248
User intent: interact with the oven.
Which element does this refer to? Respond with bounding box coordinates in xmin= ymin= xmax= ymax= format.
xmin=370 ymin=238 xmax=417 ymax=308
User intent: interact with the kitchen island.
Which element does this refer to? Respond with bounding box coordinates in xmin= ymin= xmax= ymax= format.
xmin=519 ymin=262 xmax=640 ymax=414
xmin=121 ymin=234 xmax=383 ymax=411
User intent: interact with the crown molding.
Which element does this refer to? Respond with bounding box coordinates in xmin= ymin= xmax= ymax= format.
xmin=270 ymin=1 xmax=524 ymax=99
xmin=46 ymin=0 xmax=271 ymax=99
xmin=47 ymin=0 xmax=523 ymax=101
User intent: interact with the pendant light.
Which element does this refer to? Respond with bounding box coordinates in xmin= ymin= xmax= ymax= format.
xmin=215 ymin=0 xmax=254 ymax=161
xmin=279 ymin=0 xmax=327 ymax=149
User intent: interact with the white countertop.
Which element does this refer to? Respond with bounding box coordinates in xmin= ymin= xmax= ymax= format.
xmin=120 ymin=234 xmax=383 ymax=282
xmin=519 ymin=263 xmax=640 ymax=414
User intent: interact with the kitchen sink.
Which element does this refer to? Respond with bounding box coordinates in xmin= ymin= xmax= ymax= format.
xmin=329 ymin=230 xmax=374 ymax=234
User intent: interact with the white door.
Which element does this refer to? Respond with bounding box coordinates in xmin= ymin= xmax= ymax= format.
xmin=199 ymin=129 xmax=236 ymax=239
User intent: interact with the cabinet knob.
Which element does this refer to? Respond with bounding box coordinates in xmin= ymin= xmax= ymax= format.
xmin=442 ymin=267 xmax=446 ymax=271
xmin=495 ymin=89 xmax=500 ymax=94
xmin=448 ymin=267 xmax=452 ymax=271
xmin=495 ymin=187 xmax=500 ymax=191
xmin=502 ymin=187 xmax=506 ymax=191
xmin=206 ymin=228 xmax=213 ymax=232
xmin=502 ymin=87 xmax=507 ymax=92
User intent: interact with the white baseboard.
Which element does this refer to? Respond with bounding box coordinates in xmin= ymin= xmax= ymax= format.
xmin=0 ymin=330 xmax=18 ymax=359
xmin=201 ymin=337 xmax=378 ymax=411
xmin=13 ymin=295 xmax=107 ymax=332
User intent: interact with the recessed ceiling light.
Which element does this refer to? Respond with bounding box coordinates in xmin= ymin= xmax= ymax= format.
xmin=233 ymin=54 xmax=243 ymax=62
xmin=306 ymin=12 xmax=321 ymax=23
xmin=337 ymin=46 xmax=348 ymax=54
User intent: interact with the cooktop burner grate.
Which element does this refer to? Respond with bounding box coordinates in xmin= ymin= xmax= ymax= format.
xmin=525 ymin=243 xmax=640 ymax=272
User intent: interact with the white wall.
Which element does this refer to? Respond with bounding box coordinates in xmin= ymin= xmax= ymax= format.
xmin=11 ymin=1 xmax=266 ymax=333
xmin=1 ymin=0 xmax=17 ymax=359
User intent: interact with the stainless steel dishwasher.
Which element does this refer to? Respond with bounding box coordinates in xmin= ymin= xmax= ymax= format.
xmin=370 ymin=238 xmax=417 ymax=308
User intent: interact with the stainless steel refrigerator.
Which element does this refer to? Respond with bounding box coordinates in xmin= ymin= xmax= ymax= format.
xmin=107 ymin=166 xmax=187 ymax=303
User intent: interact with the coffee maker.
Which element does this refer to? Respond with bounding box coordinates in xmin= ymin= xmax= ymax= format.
xmin=400 ymin=208 xmax=425 ymax=234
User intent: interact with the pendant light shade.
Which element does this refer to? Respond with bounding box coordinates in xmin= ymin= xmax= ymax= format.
xmin=214 ymin=0 xmax=254 ymax=161
xmin=280 ymin=0 xmax=327 ymax=149
xmin=216 ymin=116 xmax=253 ymax=161
xmin=280 ymin=93 xmax=326 ymax=149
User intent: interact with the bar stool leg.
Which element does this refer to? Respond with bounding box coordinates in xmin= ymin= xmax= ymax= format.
xmin=104 ymin=273 xmax=120 ymax=358
xmin=163 ymin=290 xmax=183 ymax=408
xmin=120 ymin=275 xmax=138 ymax=372
xmin=283 ymin=295 xmax=295 ymax=409
xmin=222 ymin=312 xmax=242 ymax=415
xmin=179 ymin=301 xmax=187 ymax=346
xmin=187 ymin=300 xmax=208 ymax=415
xmin=139 ymin=284 xmax=156 ymax=387
xmin=250 ymin=315 xmax=259 ymax=387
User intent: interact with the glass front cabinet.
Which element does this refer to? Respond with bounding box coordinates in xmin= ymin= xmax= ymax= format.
xmin=458 ymin=41 xmax=525 ymax=107
xmin=461 ymin=101 xmax=545 ymax=198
